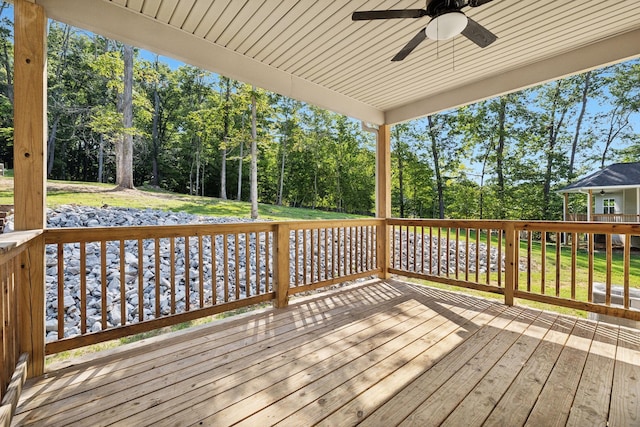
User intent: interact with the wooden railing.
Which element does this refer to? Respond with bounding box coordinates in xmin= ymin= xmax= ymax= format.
xmin=387 ymin=219 xmax=509 ymax=296
xmin=0 ymin=230 xmax=41 ymax=424
xmin=288 ymin=220 xmax=382 ymax=295
xmin=9 ymin=216 xmax=640 ymax=388
xmin=390 ymin=219 xmax=640 ymax=322
xmin=513 ymin=221 xmax=640 ymax=321
xmin=567 ymin=213 xmax=640 ymax=222
xmin=42 ymin=219 xmax=381 ymax=355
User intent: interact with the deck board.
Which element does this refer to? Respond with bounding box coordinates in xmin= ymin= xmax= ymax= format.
xmin=13 ymin=279 xmax=640 ymax=426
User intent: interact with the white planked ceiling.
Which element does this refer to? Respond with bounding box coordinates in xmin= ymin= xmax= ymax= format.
xmin=36 ymin=0 xmax=640 ymax=124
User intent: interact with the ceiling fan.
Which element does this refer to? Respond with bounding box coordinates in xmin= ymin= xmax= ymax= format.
xmin=352 ymin=0 xmax=498 ymax=61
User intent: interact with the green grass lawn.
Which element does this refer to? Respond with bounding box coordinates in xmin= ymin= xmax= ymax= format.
xmin=0 ymin=175 xmax=366 ymax=221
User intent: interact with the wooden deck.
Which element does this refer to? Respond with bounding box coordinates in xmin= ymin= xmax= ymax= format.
xmin=13 ymin=279 xmax=640 ymax=426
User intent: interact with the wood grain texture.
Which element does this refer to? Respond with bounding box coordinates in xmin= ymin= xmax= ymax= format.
xmin=12 ymin=280 xmax=640 ymax=426
xmin=13 ymin=0 xmax=46 ymax=231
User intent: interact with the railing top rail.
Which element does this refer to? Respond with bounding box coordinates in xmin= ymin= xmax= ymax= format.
xmin=386 ymin=218 xmax=640 ymax=233
xmin=43 ymin=218 xmax=385 ymax=243
xmin=386 ymin=218 xmax=509 ymax=228
xmin=43 ymin=222 xmax=278 ymax=244
xmin=285 ymin=218 xmax=383 ymax=230
xmin=0 ymin=230 xmax=43 ymax=264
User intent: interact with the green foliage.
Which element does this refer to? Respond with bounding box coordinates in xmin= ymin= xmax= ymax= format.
xmin=0 ymin=14 xmax=638 ymax=220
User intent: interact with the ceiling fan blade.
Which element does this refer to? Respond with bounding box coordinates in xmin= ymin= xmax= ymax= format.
xmin=461 ymin=17 xmax=497 ymax=48
xmin=468 ymin=0 xmax=494 ymax=6
xmin=352 ymin=9 xmax=427 ymax=21
xmin=391 ymin=29 xmax=427 ymax=61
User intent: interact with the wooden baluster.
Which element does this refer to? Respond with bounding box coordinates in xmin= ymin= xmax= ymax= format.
xmin=541 ymin=232 xmax=546 ymax=295
xmin=80 ymin=242 xmax=87 ymax=334
xmin=154 ymin=238 xmax=160 ymax=317
xmin=587 ymin=232 xmax=593 ymax=302
xmin=57 ymin=244 xmax=64 ymax=338
xmin=571 ymin=232 xmax=577 ymax=300
xmin=497 ymin=228 xmax=502 ymax=287
xmin=606 ymin=234 xmax=612 ymax=305
xmin=223 ymin=235 xmax=229 ymax=302
xmin=235 ymin=234 xmax=241 ymax=300
xmin=255 ymin=232 xmax=261 ymax=294
xmin=185 ymin=236 xmax=190 ymax=311
xmin=310 ymin=228 xmax=315 ymax=282
xmin=527 ymin=231 xmax=532 ymax=292
xmin=138 ymin=238 xmax=144 ymax=321
xmin=265 ymin=232 xmax=271 ymax=292
xmin=101 ymin=240 xmax=107 ymax=329
xmin=324 ymin=228 xmax=329 ymax=280
xmin=465 ymin=228 xmax=470 ymax=281
xmin=212 ymin=235 xmax=217 ymax=304
xmin=170 ymin=237 xmax=176 ymax=313
xmin=555 ymin=232 xmax=561 ymax=297
xmin=198 ymin=235 xmax=204 ymax=307
xmin=624 ymin=234 xmax=631 ymax=309
xmin=446 ymin=228 xmax=450 ymax=277
xmin=120 ymin=240 xmax=126 ymax=325
xmin=455 ymin=228 xmax=460 ymax=280
xmin=303 ymin=229 xmax=308 ymax=284
xmin=475 ymin=229 xmax=480 ymax=283
xmin=294 ymin=230 xmax=299 ymax=286
xmin=245 ymin=233 xmax=251 ymax=297
xmin=486 ymin=228 xmax=491 ymax=285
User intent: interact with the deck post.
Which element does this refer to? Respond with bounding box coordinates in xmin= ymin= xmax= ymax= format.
xmin=376 ymin=124 xmax=391 ymax=279
xmin=504 ymin=222 xmax=516 ymax=306
xmin=274 ymin=223 xmax=290 ymax=308
xmin=14 ymin=0 xmax=47 ymax=378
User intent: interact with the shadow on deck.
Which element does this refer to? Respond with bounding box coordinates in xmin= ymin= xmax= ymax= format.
xmin=13 ymin=279 xmax=640 ymax=426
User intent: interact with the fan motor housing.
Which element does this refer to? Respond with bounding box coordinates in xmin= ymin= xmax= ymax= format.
xmin=427 ymin=0 xmax=467 ymax=17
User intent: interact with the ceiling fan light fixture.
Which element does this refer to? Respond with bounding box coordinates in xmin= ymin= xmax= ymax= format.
xmin=425 ymin=12 xmax=468 ymax=40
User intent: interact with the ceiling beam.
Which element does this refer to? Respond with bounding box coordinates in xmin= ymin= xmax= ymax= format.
xmin=385 ymin=27 xmax=640 ymax=124
xmin=37 ymin=0 xmax=386 ymax=125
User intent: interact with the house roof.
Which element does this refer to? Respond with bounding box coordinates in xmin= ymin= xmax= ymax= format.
xmin=36 ymin=0 xmax=640 ymax=125
xmin=559 ymin=163 xmax=640 ymax=193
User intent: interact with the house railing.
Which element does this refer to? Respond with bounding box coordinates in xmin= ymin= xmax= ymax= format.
xmin=567 ymin=213 xmax=640 ymax=222
xmin=390 ymin=219 xmax=640 ymax=322
xmin=42 ymin=220 xmax=382 ymax=355
xmin=3 ymin=217 xmax=640 ymax=396
xmin=0 ymin=230 xmax=41 ymax=423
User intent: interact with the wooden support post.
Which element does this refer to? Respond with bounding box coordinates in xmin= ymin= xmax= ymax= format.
xmin=274 ymin=223 xmax=290 ymax=308
xmin=376 ymin=124 xmax=391 ymax=279
xmin=504 ymin=222 xmax=516 ymax=306
xmin=14 ymin=0 xmax=47 ymax=378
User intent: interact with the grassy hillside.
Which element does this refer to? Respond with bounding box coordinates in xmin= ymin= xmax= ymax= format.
xmin=0 ymin=175 xmax=366 ymax=221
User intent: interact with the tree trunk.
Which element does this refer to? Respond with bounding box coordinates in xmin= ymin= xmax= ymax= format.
xmin=277 ymin=135 xmax=286 ymax=206
xmin=116 ymin=44 xmax=134 ymax=189
xmin=237 ymin=139 xmax=243 ymax=201
xmin=151 ymin=81 xmax=161 ymax=186
xmin=569 ymin=72 xmax=591 ymax=180
xmin=250 ymin=88 xmax=259 ymax=219
xmin=46 ymin=116 xmax=60 ymax=177
xmin=219 ymin=78 xmax=231 ymax=200
xmin=496 ymin=96 xmax=507 ymax=219
xmin=427 ymin=116 xmax=445 ymax=219
xmin=97 ymin=135 xmax=104 ymax=183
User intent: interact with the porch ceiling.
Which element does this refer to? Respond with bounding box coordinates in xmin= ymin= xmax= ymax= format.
xmin=36 ymin=0 xmax=640 ymax=125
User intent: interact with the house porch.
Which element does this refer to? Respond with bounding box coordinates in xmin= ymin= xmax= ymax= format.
xmin=13 ymin=279 xmax=640 ymax=426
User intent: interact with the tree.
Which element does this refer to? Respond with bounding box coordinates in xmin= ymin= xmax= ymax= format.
xmin=250 ymin=86 xmax=258 ymax=219
xmin=116 ymin=43 xmax=135 ymax=189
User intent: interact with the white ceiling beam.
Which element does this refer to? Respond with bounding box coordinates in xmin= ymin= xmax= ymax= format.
xmin=385 ymin=27 xmax=640 ymax=124
xmin=37 ymin=0 xmax=386 ymax=125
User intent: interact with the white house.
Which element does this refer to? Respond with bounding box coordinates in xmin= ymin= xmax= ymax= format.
xmin=558 ymin=162 xmax=640 ymax=223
